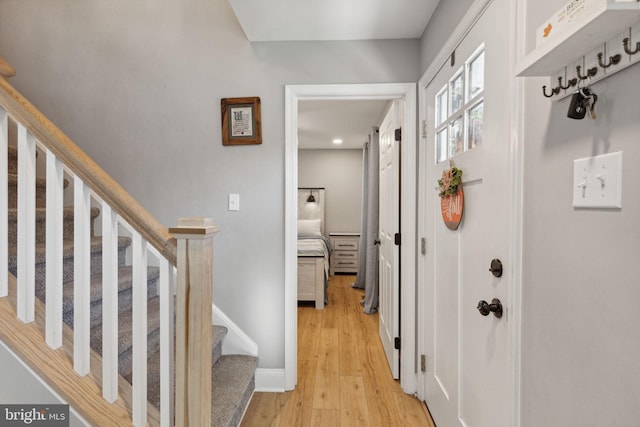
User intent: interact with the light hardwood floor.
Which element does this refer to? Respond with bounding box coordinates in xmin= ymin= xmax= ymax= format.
xmin=241 ymin=275 xmax=436 ymax=427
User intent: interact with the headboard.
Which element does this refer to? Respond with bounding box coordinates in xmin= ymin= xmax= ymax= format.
xmin=298 ymin=188 xmax=326 ymax=235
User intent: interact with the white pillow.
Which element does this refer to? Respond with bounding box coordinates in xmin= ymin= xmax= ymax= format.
xmin=298 ymin=219 xmax=322 ymax=237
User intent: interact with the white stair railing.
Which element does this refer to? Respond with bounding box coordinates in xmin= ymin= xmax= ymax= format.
xmin=0 ymin=65 xmax=213 ymax=427
xmin=45 ymin=147 xmax=64 ymax=349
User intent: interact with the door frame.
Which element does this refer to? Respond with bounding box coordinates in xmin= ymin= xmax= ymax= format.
xmin=284 ymin=83 xmax=417 ymax=393
xmin=416 ymin=0 xmax=524 ymax=425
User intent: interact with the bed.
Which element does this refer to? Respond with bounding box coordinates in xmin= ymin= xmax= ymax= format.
xmin=297 ymin=188 xmax=331 ymax=309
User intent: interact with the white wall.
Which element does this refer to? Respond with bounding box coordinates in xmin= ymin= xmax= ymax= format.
xmin=298 ymin=149 xmax=363 ymax=234
xmin=0 ymin=0 xmax=419 ymax=369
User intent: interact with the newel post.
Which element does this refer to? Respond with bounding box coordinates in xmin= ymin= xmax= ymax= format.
xmin=169 ymin=217 xmax=219 ymax=427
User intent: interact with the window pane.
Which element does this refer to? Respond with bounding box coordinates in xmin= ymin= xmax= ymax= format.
xmin=449 ymin=118 xmax=463 ymax=158
xmin=450 ymin=73 xmax=464 ymax=114
xmin=468 ymin=50 xmax=484 ymax=100
xmin=468 ymin=101 xmax=484 ymax=149
xmin=436 ymin=128 xmax=448 ymax=163
xmin=436 ymin=88 xmax=448 ymax=126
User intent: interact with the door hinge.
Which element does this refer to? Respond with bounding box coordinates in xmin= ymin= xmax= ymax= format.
xmin=394 ymin=337 xmax=401 ymax=350
xmin=421 ymin=354 xmax=427 ymax=373
xmin=420 ymin=237 xmax=426 ymax=255
xmin=394 ymin=128 xmax=402 ymax=142
xmin=421 ymin=120 xmax=427 ymax=139
xmin=394 ymin=233 xmax=401 ymax=246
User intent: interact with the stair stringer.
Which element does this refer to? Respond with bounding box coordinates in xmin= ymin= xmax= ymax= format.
xmin=0 ymin=272 xmax=152 ymax=426
xmin=212 ymin=303 xmax=258 ymax=357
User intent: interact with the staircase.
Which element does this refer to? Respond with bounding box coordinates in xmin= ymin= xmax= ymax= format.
xmin=2 ymin=69 xmax=257 ymax=426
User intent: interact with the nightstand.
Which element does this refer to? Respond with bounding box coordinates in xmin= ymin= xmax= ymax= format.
xmin=329 ymin=233 xmax=360 ymax=275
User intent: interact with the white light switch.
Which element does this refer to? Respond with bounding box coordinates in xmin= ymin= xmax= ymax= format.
xmin=228 ymin=193 xmax=240 ymax=211
xmin=573 ymin=151 xmax=622 ymax=208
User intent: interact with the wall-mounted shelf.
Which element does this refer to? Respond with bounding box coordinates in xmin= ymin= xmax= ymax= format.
xmin=516 ymin=1 xmax=640 ymax=77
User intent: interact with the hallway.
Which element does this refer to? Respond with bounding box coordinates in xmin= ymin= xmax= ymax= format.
xmin=241 ymin=275 xmax=435 ymax=426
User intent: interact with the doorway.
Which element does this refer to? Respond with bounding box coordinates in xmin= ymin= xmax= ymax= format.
xmin=284 ymin=83 xmax=417 ymax=392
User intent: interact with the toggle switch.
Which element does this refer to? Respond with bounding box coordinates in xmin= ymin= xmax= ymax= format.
xmin=573 ymin=151 xmax=622 ymax=208
xmin=228 ymin=193 xmax=240 ymax=211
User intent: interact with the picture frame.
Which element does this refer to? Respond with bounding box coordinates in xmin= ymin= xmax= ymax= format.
xmin=221 ymin=97 xmax=262 ymax=145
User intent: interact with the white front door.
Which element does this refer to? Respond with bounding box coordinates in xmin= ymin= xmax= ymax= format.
xmin=378 ymin=101 xmax=401 ymax=379
xmin=421 ymin=0 xmax=514 ymax=425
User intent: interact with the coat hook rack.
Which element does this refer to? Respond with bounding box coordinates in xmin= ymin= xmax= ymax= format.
xmin=576 ymin=65 xmax=597 ymax=80
xmin=542 ymin=85 xmax=560 ymax=98
xmin=558 ymin=76 xmax=577 ymax=90
xmin=539 ymin=23 xmax=640 ymax=100
xmin=623 ymin=37 xmax=640 ymax=56
xmin=597 ymin=52 xmax=622 ymax=69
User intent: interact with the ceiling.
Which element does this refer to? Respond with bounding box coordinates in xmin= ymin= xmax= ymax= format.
xmin=298 ymin=100 xmax=390 ymax=150
xmin=227 ymin=0 xmax=440 ymax=150
xmin=227 ymin=0 xmax=440 ymax=42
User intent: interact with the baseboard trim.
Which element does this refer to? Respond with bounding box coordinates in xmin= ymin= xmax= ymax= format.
xmin=254 ymin=369 xmax=285 ymax=392
xmin=212 ymin=303 xmax=258 ymax=357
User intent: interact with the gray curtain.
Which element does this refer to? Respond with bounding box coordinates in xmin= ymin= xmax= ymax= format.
xmin=352 ymin=127 xmax=379 ymax=314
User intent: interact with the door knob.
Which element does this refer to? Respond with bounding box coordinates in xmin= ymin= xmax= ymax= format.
xmin=489 ymin=259 xmax=503 ymax=277
xmin=476 ymin=298 xmax=503 ymax=318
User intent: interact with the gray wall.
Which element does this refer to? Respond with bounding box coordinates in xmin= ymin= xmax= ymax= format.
xmin=419 ymin=0 xmax=476 ymax=71
xmin=0 ymin=342 xmax=89 ymax=426
xmin=520 ymin=1 xmax=640 ymax=425
xmin=298 ymin=149 xmax=363 ymax=234
xmin=0 ymin=0 xmax=420 ymax=369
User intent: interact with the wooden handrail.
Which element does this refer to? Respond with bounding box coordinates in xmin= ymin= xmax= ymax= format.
xmin=0 ymin=76 xmax=176 ymax=264
xmin=0 ymin=57 xmax=15 ymax=78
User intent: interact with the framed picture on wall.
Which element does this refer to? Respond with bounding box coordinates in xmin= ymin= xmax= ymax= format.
xmin=221 ymin=97 xmax=262 ymax=145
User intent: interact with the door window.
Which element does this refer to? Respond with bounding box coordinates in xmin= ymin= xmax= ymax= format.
xmin=434 ymin=45 xmax=485 ymax=163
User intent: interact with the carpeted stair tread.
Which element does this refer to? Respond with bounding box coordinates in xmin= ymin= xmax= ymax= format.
xmin=8 ymin=206 xmax=100 ymax=244
xmin=52 ymin=265 xmax=160 ymax=328
xmin=7 ymin=173 xmax=49 ymax=208
xmin=143 ymin=324 xmax=230 ymax=409
xmin=8 ymin=146 xmax=17 ymax=174
xmin=9 ymin=236 xmax=131 ymax=263
xmin=90 ymin=295 xmax=162 ymax=363
xmin=212 ymin=325 xmax=228 ymax=367
xmin=211 ymin=355 xmax=258 ymax=427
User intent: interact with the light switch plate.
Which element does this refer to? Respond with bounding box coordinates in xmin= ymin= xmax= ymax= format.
xmin=573 ymin=151 xmax=622 ymax=209
xmin=228 ymin=193 xmax=240 ymax=211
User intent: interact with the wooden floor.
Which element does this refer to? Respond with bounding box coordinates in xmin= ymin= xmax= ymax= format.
xmin=241 ymin=275 xmax=436 ymax=427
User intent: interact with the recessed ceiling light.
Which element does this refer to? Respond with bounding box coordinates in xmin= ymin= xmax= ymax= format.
xmin=333 ymin=139 xmax=343 ymax=145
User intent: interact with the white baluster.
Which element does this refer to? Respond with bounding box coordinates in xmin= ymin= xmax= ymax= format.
xmin=73 ymin=175 xmax=91 ymax=375
xmin=101 ymin=203 xmax=119 ymax=403
xmin=17 ymin=124 xmax=35 ymax=323
xmin=45 ymin=149 xmax=64 ymax=349
xmin=0 ymin=107 xmax=7 ymax=297
xmin=159 ymin=258 xmax=174 ymax=427
xmin=132 ymin=232 xmax=148 ymax=427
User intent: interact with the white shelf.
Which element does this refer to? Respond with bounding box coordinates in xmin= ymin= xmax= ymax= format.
xmin=516 ymin=1 xmax=640 ymax=76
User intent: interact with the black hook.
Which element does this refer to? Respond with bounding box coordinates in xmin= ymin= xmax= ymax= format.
xmin=542 ymin=85 xmax=560 ymax=98
xmin=597 ymin=52 xmax=622 ymax=68
xmin=576 ymin=65 xmax=597 ymax=80
xmin=623 ymin=37 xmax=640 ymax=56
xmin=558 ymin=76 xmax=577 ymax=90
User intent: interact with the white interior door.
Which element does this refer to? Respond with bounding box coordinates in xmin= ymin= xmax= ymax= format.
xmin=378 ymin=101 xmax=401 ymax=379
xmin=421 ymin=0 xmax=513 ymax=425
